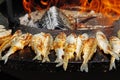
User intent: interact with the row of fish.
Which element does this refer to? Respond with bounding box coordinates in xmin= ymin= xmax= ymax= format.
xmin=0 ymin=27 xmax=120 ymax=72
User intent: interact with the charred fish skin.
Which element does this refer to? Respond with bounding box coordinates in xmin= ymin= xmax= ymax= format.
xmin=109 ymin=36 xmax=120 ymax=70
xmin=53 ymin=32 xmax=66 ymax=67
xmin=2 ymin=33 xmax=32 ymax=64
xmin=75 ymin=33 xmax=89 ymax=61
xmin=36 ymin=6 xmax=72 ymax=30
xmin=63 ymin=33 xmax=77 ymax=71
xmin=0 ymin=30 xmax=22 ymax=60
xmin=96 ymin=31 xmax=119 ymax=61
xmin=80 ymin=38 xmax=97 ymax=72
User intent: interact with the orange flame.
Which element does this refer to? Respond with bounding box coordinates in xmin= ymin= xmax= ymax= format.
xmin=23 ymin=0 xmax=33 ymax=13
xmin=23 ymin=0 xmax=60 ymax=13
xmin=40 ymin=0 xmax=49 ymax=6
xmin=23 ymin=0 xmax=120 ymax=21
xmin=80 ymin=0 xmax=120 ymax=20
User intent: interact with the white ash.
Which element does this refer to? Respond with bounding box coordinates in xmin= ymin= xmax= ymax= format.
xmin=19 ymin=10 xmax=45 ymax=28
xmin=37 ymin=6 xmax=72 ymax=30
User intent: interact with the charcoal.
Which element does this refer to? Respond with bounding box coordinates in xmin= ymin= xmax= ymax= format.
xmin=36 ymin=6 xmax=73 ymax=30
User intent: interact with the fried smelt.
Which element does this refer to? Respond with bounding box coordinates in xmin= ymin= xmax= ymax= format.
xmin=109 ymin=36 xmax=120 ymax=70
xmin=2 ymin=33 xmax=32 ymax=63
xmin=80 ymin=38 xmax=97 ymax=72
xmin=0 ymin=30 xmax=22 ymax=60
xmin=63 ymin=33 xmax=77 ymax=71
xmin=30 ymin=32 xmax=53 ymax=62
xmin=96 ymin=31 xmax=119 ymax=60
xmin=53 ymin=32 xmax=66 ymax=67
xmin=75 ymin=33 xmax=89 ymax=61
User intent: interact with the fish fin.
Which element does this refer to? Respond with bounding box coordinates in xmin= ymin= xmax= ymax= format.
xmin=109 ymin=57 xmax=116 ymax=70
xmin=63 ymin=61 xmax=68 ymax=71
xmin=108 ymin=50 xmax=119 ymax=60
xmin=33 ymin=55 xmax=42 ymax=61
xmin=80 ymin=63 xmax=88 ymax=72
xmin=2 ymin=55 xmax=9 ymax=64
xmin=109 ymin=62 xmax=116 ymax=71
xmin=56 ymin=61 xmax=63 ymax=67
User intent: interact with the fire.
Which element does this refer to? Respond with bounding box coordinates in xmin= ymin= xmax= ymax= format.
xmin=23 ymin=0 xmax=60 ymax=12
xmin=80 ymin=0 xmax=120 ymax=20
xmin=23 ymin=0 xmax=120 ymax=21
xmin=40 ymin=0 xmax=49 ymax=6
xmin=23 ymin=0 xmax=33 ymax=13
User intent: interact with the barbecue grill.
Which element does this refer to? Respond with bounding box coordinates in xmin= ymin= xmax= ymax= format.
xmin=0 ymin=0 xmax=120 ymax=76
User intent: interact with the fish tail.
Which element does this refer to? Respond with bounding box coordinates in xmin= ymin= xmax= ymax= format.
xmin=55 ymin=58 xmax=64 ymax=67
xmin=108 ymin=50 xmax=119 ymax=60
xmin=56 ymin=61 xmax=64 ymax=67
xmin=2 ymin=47 xmax=15 ymax=64
xmin=80 ymin=63 xmax=88 ymax=72
xmin=109 ymin=57 xmax=116 ymax=70
xmin=2 ymin=54 xmax=10 ymax=64
xmin=33 ymin=55 xmax=42 ymax=61
xmin=63 ymin=56 xmax=69 ymax=71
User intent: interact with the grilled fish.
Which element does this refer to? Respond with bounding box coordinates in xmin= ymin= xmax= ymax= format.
xmin=53 ymin=32 xmax=66 ymax=67
xmin=2 ymin=33 xmax=32 ymax=63
xmin=80 ymin=38 xmax=97 ymax=72
xmin=75 ymin=33 xmax=89 ymax=61
xmin=0 ymin=30 xmax=22 ymax=60
xmin=0 ymin=29 xmax=12 ymax=45
xmin=30 ymin=32 xmax=53 ymax=62
xmin=63 ymin=33 xmax=77 ymax=71
xmin=96 ymin=31 xmax=119 ymax=60
xmin=109 ymin=36 xmax=120 ymax=70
